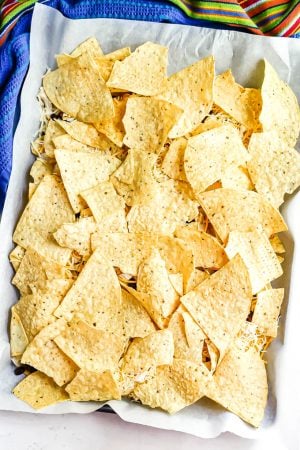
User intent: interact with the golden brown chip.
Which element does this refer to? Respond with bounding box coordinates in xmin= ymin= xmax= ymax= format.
xmin=247 ymin=131 xmax=300 ymax=207
xmin=13 ymin=372 xmax=68 ymax=410
xmin=181 ymin=255 xmax=252 ymax=358
xmin=21 ymin=319 xmax=78 ymax=386
xmin=175 ymin=227 xmax=228 ymax=269
xmin=54 ymin=149 xmax=121 ymax=213
xmin=158 ymin=56 xmax=214 ymax=137
xmin=270 ymin=234 xmax=285 ymax=254
xmin=225 ymin=230 xmax=283 ymax=294
xmin=168 ymin=273 xmax=183 ymax=296
xmin=198 ymin=188 xmax=287 ymax=242
xmin=65 ymin=369 xmax=121 ymax=401
xmin=259 ymin=60 xmax=300 ymax=147
xmin=185 ymin=269 xmax=209 ymax=292
xmin=53 ymin=217 xmax=96 ymax=257
xmin=184 ymin=125 xmax=249 ymax=196
xmin=13 ymin=175 xmax=74 ymax=264
xmin=107 ymin=42 xmax=168 ymax=95
xmin=214 ymin=70 xmax=261 ymax=130
xmin=54 ymin=319 xmax=124 ymax=372
xmin=133 ymin=359 xmax=210 ymax=414
xmin=96 ymin=96 xmax=128 ymax=146
xmin=43 ymin=55 xmax=114 ymax=125
xmin=10 ymin=308 xmax=28 ymax=357
xmin=123 ymin=96 xmax=182 ymax=153
xmin=252 ymin=288 xmax=284 ymax=337
xmin=161 ymin=138 xmax=187 ymax=181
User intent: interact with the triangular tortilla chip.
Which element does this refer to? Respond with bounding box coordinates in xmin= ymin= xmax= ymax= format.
xmin=54 ymin=149 xmax=121 ymax=213
xmin=186 ymin=269 xmax=209 ymax=292
xmin=10 ymin=308 xmax=28 ymax=357
xmin=247 ymin=130 xmax=300 ymax=208
xmin=53 ymin=217 xmax=96 ymax=258
xmin=13 ymin=372 xmax=69 ymax=410
xmin=56 ymin=37 xmax=103 ymax=66
xmin=13 ymin=175 xmax=74 ymax=264
xmin=221 ymin=166 xmax=253 ymax=191
xmin=53 ymin=134 xmax=98 ymax=153
xmin=120 ymin=289 xmax=156 ymax=339
xmin=226 ymin=230 xmax=283 ymax=294
xmin=161 ymin=138 xmax=187 ymax=181
xmin=133 ymin=359 xmax=210 ymax=414
xmin=198 ymin=188 xmax=287 ymax=242
xmin=214 ymin=70 xmax=261 ymax=130
xmin=107 ymin=42 xmax=168 ymax=95
xmin=184 ymin=125 xmax=249 ymax=196
xmin=21 ymin=319 xmax=78 ymax=386
xmin=44 ymin=119 xmax=65 ymax=157
xmin=9 ymin=245 xmax=25 ymax=272
xmin=96 ymin=96 xmax=128 ymax=147
xmin=181 ymin=255 xmax=252 ymax=358
xmin=123 ymin=96 xmax=182 ymax=153
xmin=252 ymin=288 xmax=284 ymax=338
xmin=259 ymin=60 xmax=300 ymax=147
xmin=158 ymin=56 xmax=214 ymax=137
xmin=65 ymin=369 xmax=121 ymax=401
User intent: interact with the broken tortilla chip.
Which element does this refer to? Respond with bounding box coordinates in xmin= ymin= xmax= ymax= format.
xmin=161 ymin=138 xmax=187 ymax=181
xmin=65 ymin=369 xmax=121 ymax=401
xmin=252 ymin=288 xmax=284 ymax=338
xmin=10 ymin=308 xmax=28 ymax=357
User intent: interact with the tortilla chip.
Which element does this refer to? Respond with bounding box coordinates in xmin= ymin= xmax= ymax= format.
xmin=259 ymin=60 xmax=300 ymax=147
xmin=184 ymin=125 xmax=249 ymax=196
xmin=214 ymin=70 xmax=261 ymax=130
xmin=53 ymin=134 xmax=98 ymax=153
xmin=21 ymin=319 xmax=78 ymax=386
xmin=65 ymin=369 xmax=121 ymax=401
xmin=198 ymin=188 xmax=287 ymax=242
xmin=247 ymin=130 xmax=300 ymax=208
xmin=120 ymin=289 xmax=156 ymax=339
xmin=181 ymin=255 xmax=252 ymax=358
xmin=53 ymin=217 xmax=96 ymax=257
xmin=12 ymin=247 xmax=67 ymax=295
xmin=91 ymin=232 xmax=158 ymax=275
xmin=226 ymin=230 xmax=283 ymax=294
xmin=10 ymin=308 xmax=28 ymax=357
xmin=96 ymin=96 xmax=128 ymax=146
xmin=221 ymin=166 xmax=253 ymax=191
xmin=54 ymin=149 xmax=120 ymax=213
xmin=80 ymin=181 xmax=127 ymax=232
xmin=121 ymin=329 xmax=174 ymax=383
xmin=161 ymin=138 xmax=187 ymax=181
xmin=175 ymin=227 xmax=228 ymax=269
xmin=13 ymin=372 xmax=68 ymax=410
xmin=44 ymin=120 xmax=65 ymax=157
xmin=56 ymin=38 xmax=103 ymax=66
xmin=205 ymin=339 xmax=268 ymax=427
xmin=168 ymin=273 xmax=183 ymax=296
xmin=29 ymin=159 xmax=54 ymax=198
xmin=123 ymin=96 xmax=182 ymax=153
xmin=54 ymin=319 xmax=124 ymax=372
xmin=93 ymin=47 xmax=131 ymax=83
xmin=13 ymin=175 xmax=74 ymax=264
xmin=186 ymin=269 xmax=209 ymax=292
xmin=43 ymin=56 xmax=114 ymax=125
xmin=136 ymin=249 xmax=180 ymax=328
xmin=158 ymin=56 xmax=214 ymax=137
xmin=252 ymin=288 xmax=284 ymax=338
xmin=54 ymin=249 xmax=121 ymax=328
xmin=107 ymin=42 xmax=168 ymax=95
xmin=270 ymin=234 xmax=285 ymax=254
xmin=190 ymin=119 xmax=221 ymax=137
xmin=9 ymin=245 xmax=26 ymax=271
xmin=133 ymin=359 xmax=210 ymax=414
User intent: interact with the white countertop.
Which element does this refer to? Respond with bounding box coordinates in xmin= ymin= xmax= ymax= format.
xmin=0 ymin=411 xmax=289 ymax=450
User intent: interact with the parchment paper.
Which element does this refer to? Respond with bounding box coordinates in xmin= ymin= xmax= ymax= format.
xmin=0 ymin=3 xmax=299 ymax=443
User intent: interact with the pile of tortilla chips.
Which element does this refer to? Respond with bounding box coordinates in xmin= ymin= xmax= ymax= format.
xmin=9 ymin=37 xmax=300 ymax=428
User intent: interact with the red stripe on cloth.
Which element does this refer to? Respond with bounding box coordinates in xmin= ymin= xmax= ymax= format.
xmin=267 ymin=3 xmax=300 ymax=34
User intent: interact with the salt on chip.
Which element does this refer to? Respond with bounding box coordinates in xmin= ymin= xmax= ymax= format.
xmin=107 ymin=42 xmax=168 ymax=96
xmin=158 ymin=56 xmax=214 ymax=138
xmin=80 ymin=181 xmax=127 ymax=232
xmin=96 ymin=96 xmax=128 ymax=147
xmin=54 ymin=319 xmax=124 ymax=372
xmin=13 ymin=371 xmax=68 ymax=410
xmin=205 ymin=338 xmax=268 ymax=427
xmin=53 ymin=217 xmax=96 ymax=258
xmin=175 ymin=227 xmax=228 ymax=269
xmin=221 ymin=166 xmax=253 ymax=191
xmin=161 ymin=138 xmax=187 ymax=181
xmin=54 ymin=249 xmax=121 ymax=328
xmin=214 ymin=70 xmax=261 ymax=130
xmin=225 ymin=230 xmax=283 ymax=295
xmin=247 ymin=130 xmax=300 ymax=208
xmin=184 ymin=125 xmax=249 ymax=196
xmin=9 ymin=245 xmax=25 ymax=271
xmin=43 ymin=55 xmax=114 ymax=125
xmin=44 ymin=119 xmax=65 ymax=157
xmin=181 ymin=254 xmax=252 ymax=359
xmin=54 ymin=149 xmax=120 ymax=213
xmin=122 ymin=96 xmax=182 ymax=154
xmin=65 ymin=369 xmax=121 ymax=401
xmin=136 ymin=249 xmax=180 ymax=328
xmin=198 ymin=188 xmax=287 ymax=243
xmin=13 ymin=175 xmax=74 ymax=264
xmin=259 ymin=60 xmax=300 ymax=147
xmin=21 ymin=319 xmax=78 ymax=386
xmin=133 ymin=359 xmax=210 ymax=414
xmin=10 ymin=308 xmax=28 ymax=357
xmin=252 ymin=288 xmax=284 ymax=338
xmin=121 ymin=329 xmax=174 ymax=383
